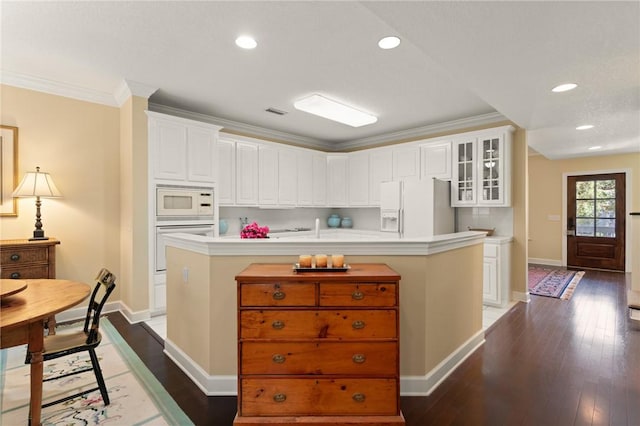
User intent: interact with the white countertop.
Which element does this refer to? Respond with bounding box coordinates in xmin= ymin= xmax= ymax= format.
xmin=164 ymin=229 xmax=491 ymax=256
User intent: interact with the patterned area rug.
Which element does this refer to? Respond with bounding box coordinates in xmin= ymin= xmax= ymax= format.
xmin=528 ymin=264 xmax=585 ymax=300
xmin=0 ymin=318 xmax=193 ymax=425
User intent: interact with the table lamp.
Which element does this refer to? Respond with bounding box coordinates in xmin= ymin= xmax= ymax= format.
xmin=12 ymin=166 xmax=62 ymax=241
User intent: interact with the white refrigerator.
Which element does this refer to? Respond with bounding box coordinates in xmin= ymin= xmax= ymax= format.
xmin=380 ymin=179 xmax=455 ymax=238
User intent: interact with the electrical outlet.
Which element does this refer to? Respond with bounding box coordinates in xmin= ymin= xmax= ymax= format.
xmin=182 ymin=267 xmax=189 ymax=284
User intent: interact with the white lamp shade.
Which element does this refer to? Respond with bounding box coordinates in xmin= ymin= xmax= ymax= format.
xmin=12 ymin=167 xmax=62 ymax=198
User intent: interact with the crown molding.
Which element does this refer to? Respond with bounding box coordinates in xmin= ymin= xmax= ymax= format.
xmin=114 ymin=79 xmax=158 ymax=106
xmin=148 ymin=103 xmax=330 ymax=150
xmin=334 ymin=112 xmax=508 ymax=150
xmin=0 ymin=69 xmax=119 ymax=107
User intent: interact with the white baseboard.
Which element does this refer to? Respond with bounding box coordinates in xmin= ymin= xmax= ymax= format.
xmin=528 ymin=257 xmax=562 ymax=266
xmin=163 ymin=328 xmax=485 ymax=397
xmin=118 ymin=301 xmax=151 ymax=324
xmin=512 ymin=290 xmax=530 ymax=304
xmin=164 ymin=338 xmax=237 ymax=396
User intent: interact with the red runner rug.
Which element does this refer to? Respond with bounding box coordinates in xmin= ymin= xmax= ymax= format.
xmin=528 ymin=264 xmax=585 ymax=300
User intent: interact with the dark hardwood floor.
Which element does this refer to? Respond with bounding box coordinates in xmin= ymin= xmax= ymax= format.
xmin=108 ymin=269 xmax=639 ymax=425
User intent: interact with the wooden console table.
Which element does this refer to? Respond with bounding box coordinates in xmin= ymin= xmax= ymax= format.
xmin=234 ymin=263 xmax=405 ymax=426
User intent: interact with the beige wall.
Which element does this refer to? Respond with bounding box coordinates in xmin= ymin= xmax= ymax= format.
xmin=529 ymin=152 xmax=640 ymax=268
xmin=119 ymin=95 xmax=150 ymax=314
xmin=166 ymin=245 xmax=483 ymax=378
xmin=1 ymin=85 xmax=122 ymax=298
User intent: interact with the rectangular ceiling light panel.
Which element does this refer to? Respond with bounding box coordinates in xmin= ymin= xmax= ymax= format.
xmin=294 ymin=94 xmax=377 ymax=127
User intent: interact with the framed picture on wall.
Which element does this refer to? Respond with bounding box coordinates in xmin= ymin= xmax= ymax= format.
xmin=1 ymin=125 xmax=19 ymax=217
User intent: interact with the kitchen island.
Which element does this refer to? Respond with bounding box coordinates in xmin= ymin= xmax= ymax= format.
xmin=163 ymin=230 xmax=487 ymax=397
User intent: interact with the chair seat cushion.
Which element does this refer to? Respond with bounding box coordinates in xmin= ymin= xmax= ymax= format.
xmin=42 ymin=330 xmax=102 ymax=359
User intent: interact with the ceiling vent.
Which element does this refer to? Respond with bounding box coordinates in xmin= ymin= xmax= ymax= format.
xmin=265 ymin=107 xmax=287 ymax=116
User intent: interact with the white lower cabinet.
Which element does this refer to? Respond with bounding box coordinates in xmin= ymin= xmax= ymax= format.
xmin=483 ymin=238 xmax=512 ymax=307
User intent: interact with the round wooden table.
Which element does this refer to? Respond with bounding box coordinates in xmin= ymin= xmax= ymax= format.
xmin=0 ymin=279 xmax=91 ymax=426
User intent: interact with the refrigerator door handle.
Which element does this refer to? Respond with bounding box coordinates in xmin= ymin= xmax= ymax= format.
xmin=399 ymin=209 xmax=404 ymax=238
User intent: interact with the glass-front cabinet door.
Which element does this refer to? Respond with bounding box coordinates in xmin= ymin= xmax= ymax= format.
xmin=454 ymin=139 xmax=476 ymax=205
xmin=451 ymin=126 xmax=512 ymax=207
xmin=480 ymin=136 xmax=502 ymax=203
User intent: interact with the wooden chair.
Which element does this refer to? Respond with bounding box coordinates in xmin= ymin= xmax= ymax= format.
xmin=25 ymin=268 xmax=117 ymax=408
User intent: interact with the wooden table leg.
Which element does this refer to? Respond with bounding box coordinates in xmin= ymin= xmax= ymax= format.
xmin=27 ymin=322 xmax=44 ymax=426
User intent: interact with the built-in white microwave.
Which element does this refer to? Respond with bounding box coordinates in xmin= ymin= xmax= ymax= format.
xmin=156 ymin=186 xmax=214 ymax=217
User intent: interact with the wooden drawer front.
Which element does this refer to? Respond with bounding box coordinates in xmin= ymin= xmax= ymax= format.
xmin=319 ymin=282 xmax=397 ymax=307
xmin=240 ymin=310 xmax=397 ymax=339
xmin=241 ymin=342 xmax=397 ymax=375
xmin=240 ymin=282 xmax=316 ymax=307
xmin=0 ymin=265 xmax=49 ymax=279
xmin=240 ymin=378 xmax=398 ymax=416
xmin=0 ymin=247 xmax=48 ymax=265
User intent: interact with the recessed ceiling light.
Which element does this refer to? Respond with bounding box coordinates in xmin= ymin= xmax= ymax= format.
xmin=235 ymin=36 xmax=257 ymax=49
xmin=378 ymin=36 xmax=401 ymax=50
xmin=576 ymin=124 xmax=594 ymax=130
xmin=588 ymin=146 xmax=602 ymax=150
xmin=551 ymin=83 xmax=578 ymax=92
xmin=294 ymin=94 xmax=377 ymax=127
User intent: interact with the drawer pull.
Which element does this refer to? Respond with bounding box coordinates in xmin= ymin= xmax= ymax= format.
xmin=272 ymin=320 xmax=285 ymax=330
xmin=352 ymin=353 xmax=366 ymax=364
xmin=10 ymin=253 xmax=20 ymax=261
xmin=272 ymin=354 xmax=286 ymax=364
xmin=351 ymin=290 xmax=364 ymax=300
xmin=352 ymin=393 xmax=366 ymax=403
xmin=272 ymin=290 xmax=286 ymax=301
xmin=273 ymin=393 xmax=287 ymax=403
xmin=10 ymin=272 xmax=21 ymax=279
xmin=352 ymin=320 xmax=365 ymax=330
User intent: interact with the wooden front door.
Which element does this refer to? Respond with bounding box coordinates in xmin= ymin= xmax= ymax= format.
xmin=567 ymin=173 xmax=625 ymax=271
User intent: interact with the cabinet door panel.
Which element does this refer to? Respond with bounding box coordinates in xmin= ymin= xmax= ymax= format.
xmin=236 ymin=142 xmax=259 ymax=205
xmin=154 ymin=120 xmax=187 ymax=180
xmin=312 ymin=153 xmax=327 ymax=206
xmin=326 ymin=155 xmax=348 ymax=206
xmin=392 ymin=146 xmax=419 ymax=181
xmin=297 ymin=151 xmax=313 ymax=206
xmin=369 ymin=149 xmax=392 ymax=206
xmin=217 ymin=139 xmax=235 ymax=205
xmin=259 ymin=145 xmax=278 ymax=205
xmin=348 ymin=153 xmax=369 ymax=206
xmin=278 ymin=149 xmax=297 ymax=206
xmin=421 ymin=141 xmax=451 ymax=180
xmin=187 ymin=127 xmax=215 ymax=182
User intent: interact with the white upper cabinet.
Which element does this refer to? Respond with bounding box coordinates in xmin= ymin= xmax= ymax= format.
xmin=451 ymin=126 xmax=513 ymax=207
xmin=297 ymin=150 xmax=326 ymax=206
xmin=217 ymin=138 xmax=236 ymax=205
xmin=236 ymin=141 xmax=259 ymax=205
xmin=278 ymin=148 xmax=297 ymax=206
xmin=420 ymin=140 xmax=452 ymax=180
xmin=326 ymin=154 xmax=348 ymax=207
xmin=392 ymin=145 xmax=420 ymax=181
xmin=368 ymin=148 xmax=393 ymax=206
xmin=147 ymin=111 xmax=221 ymax=184
xmin=312 ymin=153 xmax=327 ymax=206
xmin=297 ymin=150 xmax=313 ymax=206
xmin=258 ymin=144 xmax=278 ymax=205
xmin=348 ymin=152 xmax=369 ymax=206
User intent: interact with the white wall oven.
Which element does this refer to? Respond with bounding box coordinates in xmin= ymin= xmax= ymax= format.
xmin=155 ymin=224 xmax=214 ymax=272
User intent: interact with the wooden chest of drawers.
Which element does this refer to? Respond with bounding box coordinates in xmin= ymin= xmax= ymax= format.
xmin=1 ymin=238 xmax=61 ymax=333
xmin=0 ymin=238 xmax=60 ymax=279
xmin=234 ymin=263 xmax=405 ymax=425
